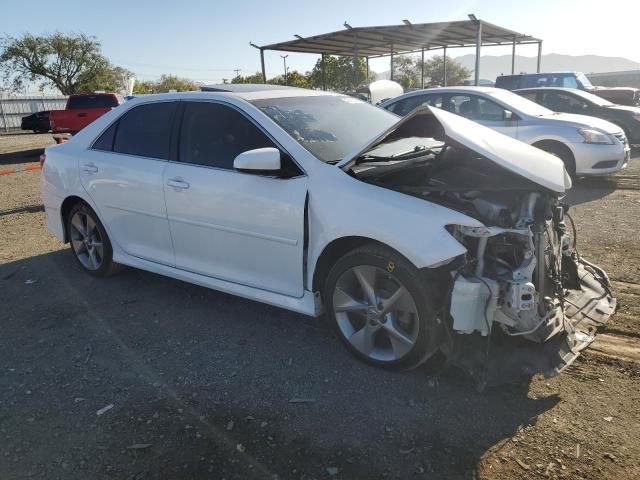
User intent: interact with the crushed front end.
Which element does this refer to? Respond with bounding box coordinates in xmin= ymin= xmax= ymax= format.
xmin=444 ymin=192 xmax=616 ymax=386
xmin=346 ymin=105 xmax=617 ymax=385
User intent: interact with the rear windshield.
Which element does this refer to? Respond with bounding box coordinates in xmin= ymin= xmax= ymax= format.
xmin=68 ymin=95 xmax=120 ymax=109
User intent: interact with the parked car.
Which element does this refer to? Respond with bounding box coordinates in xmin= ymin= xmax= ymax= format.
xmin=49 ymin=93 xmax=122 ymax=134
xmin=495 ymin=71 xmax=640 ymax=107
xmin=40 ymin=86 xmax=615 ymax=384
xmin=515 ymin=87 xmax=640 ymax=145
xmin=20 ymin=111 xmax=51 ymax=133
xmin=380 ymin=86 xmax=630 ymax=177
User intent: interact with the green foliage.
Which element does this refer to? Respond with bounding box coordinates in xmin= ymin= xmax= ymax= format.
xmin=308 ymin=56 xmax=375 ymax=91
xmin=133 ymin=74 xmax=199 ymax=94
xmin=231 ymin=72 xmax=265 ymax=84
xmin=0 ymin=32 xmax=133 ymax=94
xmin=423 ymin=55 xmax=472 ymax=86
xmin=392 ymin=54 xmax=471 ymax=88
xmin=268 ymin=70 xmax=311 ymax=88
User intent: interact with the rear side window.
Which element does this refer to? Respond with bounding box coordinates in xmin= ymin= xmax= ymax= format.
xmin=113 ymin=102 xmax=178 ymax=160
xmin=92 ymin=122 xmax=118 ymax=151
xmin=387 ymin=94 xmax=439 ymax=117
xmin=179 ymin=102 xmax=276 ymax=169
xmin=518 ymin=91 xmax=538 ymax=103
xmin=68 ymin=95 xmax=119 ymax=109
xmin=495 ymin=75 xmax=521 ymax=90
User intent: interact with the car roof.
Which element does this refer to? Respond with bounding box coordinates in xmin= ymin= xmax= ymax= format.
xmin=514 ymin=87 xmax=578 ymax=92
xmin=125 ymin=87 xmax=338 ymax=105
xmin=382 ymin=86 xmax=503 ymax=104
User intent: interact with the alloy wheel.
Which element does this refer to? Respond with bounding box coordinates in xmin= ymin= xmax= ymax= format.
xmin=332 ymin=265 xmax=420 ymax=362
xmin=69 ymin=210 xmax=104 ymax=271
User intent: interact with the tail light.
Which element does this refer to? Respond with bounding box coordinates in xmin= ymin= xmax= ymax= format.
xmin=39 ymin=153 xmax=46 ymax=167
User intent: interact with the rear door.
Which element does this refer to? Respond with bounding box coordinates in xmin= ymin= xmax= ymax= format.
xmin=79 ymin=101 xmax=178 ymax=266
xmin=163 ymin=101 xmax=307 ymax=297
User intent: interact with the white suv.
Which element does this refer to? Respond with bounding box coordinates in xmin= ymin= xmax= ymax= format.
xmin=381 ymin=86 xmax=630 ymax=177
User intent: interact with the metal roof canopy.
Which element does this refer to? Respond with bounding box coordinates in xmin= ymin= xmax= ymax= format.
xmin=252 ymin=17 xmax=542 ymax=88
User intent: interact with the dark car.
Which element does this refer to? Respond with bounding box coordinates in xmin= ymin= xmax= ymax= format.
xmin=496 ymin=71 xmax=640 ymax=107
xmin=20 ymin=111 xmax=51 ymax=133
xmin=515 ymin=87 xmax=640 ymax=145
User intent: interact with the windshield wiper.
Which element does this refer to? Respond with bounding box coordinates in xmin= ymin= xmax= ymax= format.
xmin=362 ymin=144 xmax=442 ymax=162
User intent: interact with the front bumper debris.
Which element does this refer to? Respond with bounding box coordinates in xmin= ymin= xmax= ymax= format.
xmin=446 ymin=257 xmax=616 ymax=387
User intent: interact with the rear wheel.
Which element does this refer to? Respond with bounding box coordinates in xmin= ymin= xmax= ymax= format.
xmin=323 ymin=244 xmax=440 ymax=370
xmin=67 ymin=202 xmax=119 ymax=277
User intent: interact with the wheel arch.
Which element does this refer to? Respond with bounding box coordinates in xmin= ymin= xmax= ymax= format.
xmin=532 ymin=139 xmax=576 ymax=174
xmin=59 ymin=195 xmax=98 ymax=243
xmin=311 ymin=236 xmax=408 ymax=294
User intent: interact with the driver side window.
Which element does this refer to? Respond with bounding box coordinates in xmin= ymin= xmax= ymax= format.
xmin=179 ymin=102 xmax=277 ymax=169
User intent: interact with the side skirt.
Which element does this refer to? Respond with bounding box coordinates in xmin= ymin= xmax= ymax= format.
xmin=112 ymin=251 xmax=322 ymax=317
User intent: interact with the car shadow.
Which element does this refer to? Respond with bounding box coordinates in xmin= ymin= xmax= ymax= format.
xmin=0 ymin=249 xmax=560 ymax=479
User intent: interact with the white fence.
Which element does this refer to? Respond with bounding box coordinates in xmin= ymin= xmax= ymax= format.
xmin=0 ymin=95 xmax=68 ymax=131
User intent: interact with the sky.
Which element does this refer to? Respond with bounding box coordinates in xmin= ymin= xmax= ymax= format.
xmin=2 ymin=0 xmax=639 ymax=90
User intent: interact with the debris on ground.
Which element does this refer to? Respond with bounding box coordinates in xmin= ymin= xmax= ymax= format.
xmin=96 ymin=404 xmax=114 ymax=416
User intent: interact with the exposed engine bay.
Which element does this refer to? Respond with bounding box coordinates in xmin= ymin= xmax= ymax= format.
xmin=350 ymin=125 xmax=617 ymax=386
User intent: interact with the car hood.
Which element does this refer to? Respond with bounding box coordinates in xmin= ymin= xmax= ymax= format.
xmin=538 ymin=112 xmax=623 ymax=134
xmin=605 ymin=104 xmax=640 ymax=115
xmin=338 ymin=106 xmax=570 ymax=193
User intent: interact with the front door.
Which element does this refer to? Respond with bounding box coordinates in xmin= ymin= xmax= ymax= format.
xmin=79 ymin=101 xmax=178 ymax=266
xmin=163 ymin=101 xmax=307 ymax=297
xmin=447 ymin=93 xmax=518 ymax=138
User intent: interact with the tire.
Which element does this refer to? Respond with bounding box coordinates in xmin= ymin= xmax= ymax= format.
xmin=66 ymin=202 xmax=121 ymax=277
xmin=535 ymin=141 xmax=576 ymax=179
xmin=323 ymin=243 xmax=441 ymax=370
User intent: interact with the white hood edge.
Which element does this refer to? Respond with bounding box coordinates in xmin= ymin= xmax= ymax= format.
xmin=339 ymin=106 xmax=568 ymax=193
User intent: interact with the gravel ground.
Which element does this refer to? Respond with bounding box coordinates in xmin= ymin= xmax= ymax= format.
xmin=1 ymin=133 xmax=639 ymax=480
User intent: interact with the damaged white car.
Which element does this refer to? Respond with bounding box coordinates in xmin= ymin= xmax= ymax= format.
xmin=41 ymin=85 xmax=616 ymax=385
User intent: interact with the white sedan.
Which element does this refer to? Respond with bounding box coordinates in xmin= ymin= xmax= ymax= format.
xmin=381 ymin=86 xmax=630 ymax=178
xmin=40 ymin=85 xmax=616 ymax=384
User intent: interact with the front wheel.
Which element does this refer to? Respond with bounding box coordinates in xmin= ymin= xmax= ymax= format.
xmin=323 ymin=244 xmax=441 ymax=370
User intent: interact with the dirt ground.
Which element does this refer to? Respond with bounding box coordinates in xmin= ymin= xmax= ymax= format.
xmin=1 ymin=131 xmax=639 ymax=480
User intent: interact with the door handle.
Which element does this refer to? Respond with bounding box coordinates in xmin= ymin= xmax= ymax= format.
xmin=78 ymin=112 xmax=88 ymax=118
xmin=167 ymin=177 xmax=190 ymax=189
xmin=82 ymin=163 xmax=98 ymax=173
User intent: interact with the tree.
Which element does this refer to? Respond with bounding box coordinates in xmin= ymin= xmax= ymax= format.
xmin=231 ymin=72 xmax=264 ymax=84
xmin=393 ymin=55 xmax=420 ymax=90
xmin=308 ymin=56 xmax=373 ymax=91
xmin=0 ymin=32 xmax=132 ymax=94
xmin=133 ymin=74 xmax=198 ymax=94
xmin=422 ymin=55 xmax=471 ymax=86
xmin=268 ymin=70 xmax=310 ymax=89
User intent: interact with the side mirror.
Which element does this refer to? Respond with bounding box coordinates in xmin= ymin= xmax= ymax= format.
xmin=503 ymin=109 xmax=514 ymax=121
xmin=233 ymin=147 xmax=281 ymax=173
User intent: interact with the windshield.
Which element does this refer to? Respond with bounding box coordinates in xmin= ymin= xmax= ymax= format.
xmin=577 ymin=72 xmax=594 ymax=88
xmin=487 ymin=89 xmax=554 ymax=116
xmin=567 ymin=88 xmax=613 ymax=107
xmin=251 ymin=95 xmax=399 ymax=163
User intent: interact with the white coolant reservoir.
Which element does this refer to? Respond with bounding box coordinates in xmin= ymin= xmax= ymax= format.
xmin=450 ymin=276 xmax=499 ymax=336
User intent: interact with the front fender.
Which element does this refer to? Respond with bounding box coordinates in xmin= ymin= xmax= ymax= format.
xmin=306 ymin=170 xmax=482 ymax=288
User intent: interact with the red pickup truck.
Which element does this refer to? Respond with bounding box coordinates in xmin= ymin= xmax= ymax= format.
xmin=49 ymin=93 xmax=123 ymax=134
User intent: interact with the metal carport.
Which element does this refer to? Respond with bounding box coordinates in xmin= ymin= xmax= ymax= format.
xmin=251 ymin=16 xmax=542 ymax=88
